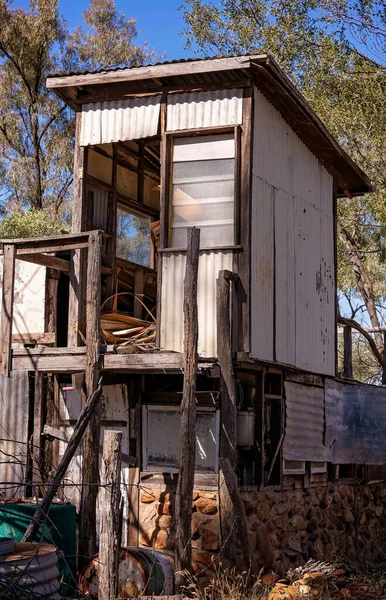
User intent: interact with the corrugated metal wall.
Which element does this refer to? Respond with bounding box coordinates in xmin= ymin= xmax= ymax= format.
xmin=283 ymin=381 xmax=327 ymax=462
xmin=80 ymin=96 xmax=162 ymax=146
xmin=160 ymin=250 xmax=233 ymax=357
xmin=166 ymin=89 xmax=243 ymax=131
xmin=0 ymin=371 xmax=30 ymax=496
xmin=251 ymin=87 xmax=335 ymax=376
xmin=88 ymin=185 xmax=109 ymax=229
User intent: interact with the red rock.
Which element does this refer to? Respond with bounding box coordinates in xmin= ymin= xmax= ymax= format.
xmin=141 ymin=493 xmax=156 ymax=503
xmin=201 ymin=528 xmax=219 ymax=550
xmin=262 ymin=573 xmax=280 ymax=586
xmin=195 ymin=497 xmax=218 ymax=515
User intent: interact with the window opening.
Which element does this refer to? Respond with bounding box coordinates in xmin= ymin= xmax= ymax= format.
xmin=116 ymin=205 xmax=152 ymax=267
xmin=170 ymin=133 xmax=235 ymax=248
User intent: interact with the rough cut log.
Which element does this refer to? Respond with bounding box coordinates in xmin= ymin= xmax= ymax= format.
xmin=80 ymin=230 xmax=103 ymax=561
xmin=175 ymin=227 xmax=200 ymax=591
xmin=22 ymin=379 xmax=103 ymax=542
xmin=99 ymin=430 xmax=122 ymax=600
xmin=1 ymin=244 xmax=16 ymax=377
xmin=217 ymin=270 xmax=238 ymax=468
xmin=219 ymin=457 xmax=257 ymax=574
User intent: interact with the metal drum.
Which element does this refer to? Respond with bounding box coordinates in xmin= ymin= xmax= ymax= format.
xmin=79 ymin=547 xmax=175 ymax=598
xmin=0 ymin=542 xmax=60 ymax=599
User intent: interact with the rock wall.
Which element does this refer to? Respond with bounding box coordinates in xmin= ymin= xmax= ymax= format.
xmin=137 ymin=483 xmax=386 ymax=576
xmin=243 ymin=483 xmax=386 ymax=574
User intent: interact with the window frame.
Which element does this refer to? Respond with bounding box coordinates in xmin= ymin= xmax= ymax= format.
xmin=142 ymin=404 xmax=220 ymax=474
xmin=162 ymin=126 xmax=241 ymax=251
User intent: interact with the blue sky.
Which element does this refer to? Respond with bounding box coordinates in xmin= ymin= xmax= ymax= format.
xmin=14 ymin=0 xmax=193 ymax=60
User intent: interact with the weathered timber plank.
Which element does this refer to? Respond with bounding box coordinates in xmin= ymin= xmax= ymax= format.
xmin=17 ymin=253 xmax=70 ymax=272
xmin=103 ymin=352 xmax=183 ymax=371
xmin=12 ymin=332 xmax=56 ymax=345
xmin=0 ymin=230 xmax=98 ymax=247
xmin=175 ymin=227 xmax=200 ymax=589
xmin=99 ymin=430 xmax=122 ymax=600
xmin=1 ymin=244 xmax=16 ymax=376
xmin=32 ymin=372 xmax=45 ymax=491
xmin=46 ymin=55 xmax=261 ymax=89
xmin=80 ymin=229 xmax=102 ymax=560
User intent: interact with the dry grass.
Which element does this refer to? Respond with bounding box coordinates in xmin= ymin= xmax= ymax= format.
xmin=182 ymin=565 xmax=270 ymax=600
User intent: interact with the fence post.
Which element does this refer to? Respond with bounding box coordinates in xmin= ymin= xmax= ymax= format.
xmin=343 ymin=324 xmax=353 ymax=379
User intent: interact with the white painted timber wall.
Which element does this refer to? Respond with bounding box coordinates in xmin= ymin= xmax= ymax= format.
xmin=160 ymin=250 xmax=233 ymax=357
xmin=0 ymin=258 xmax=46 ymax=336
xmin=251 ymin=87 xmax=335 ymax=376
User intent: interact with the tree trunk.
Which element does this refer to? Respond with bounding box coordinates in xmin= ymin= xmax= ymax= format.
xmin=175 ymin=227 xmax=200 ymax=591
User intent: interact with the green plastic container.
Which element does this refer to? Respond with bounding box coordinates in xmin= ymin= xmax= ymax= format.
xmin=0 ymin=502 xmax=76 ymax=597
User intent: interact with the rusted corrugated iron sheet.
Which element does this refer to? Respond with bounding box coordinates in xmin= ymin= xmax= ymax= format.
xmin=166 ymin=88 xmax=243 ymax=131
xmin=283 ymin=381 xmax=327 ymax=462
xmin=0 ymin=371 xmax=30 ymax=496
xmin=250 ymin=86 xmax=335 ymax=376
xmin=80 ymin=96 xmax=162 ymax=146
xmin=325 ymin=379 xmax=386 ymax=465
xmin=160 ymin=250 xmax=233 ymax=357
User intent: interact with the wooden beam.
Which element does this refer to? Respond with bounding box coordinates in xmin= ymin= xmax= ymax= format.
xmin=217 ymin=271 xmax=237 ymax=468
xmin=11 ymin=332 xmax=56 ymax=345
xmin=99 ymin=430 xmax=122 ymax=600
xmin=104 ymin=145 xmax=118 ymax=305
xmin=1 ymin=244 xmax=16 ymax=376
xmin=134 ymin=269 xmax=145 ymax=319
xmin=80 ymin=230 xmax=102 ymax=561
xmin=18 ymin=253 xmax=70 ymax=273
xmin=44 ymin=269 xmax=60 ymax=347
xmin=219 ymin=457 xmax=257 ymax=574
xmin=46 ymin=55 xmax=263 ymax=89
xmin=175 ymin=227 xmax=200 ymax=591
xmin=0 ymin=230 xmax=96 ymax=248
xmin=22 ymin=379 xmax=103 ymax=543
xmin=343 ymin=325 xmax=353 ymax=379
xmin=68 ymin=112 xmax=89 ymax=347
xmin=32 ymin=372 xmax=45 ymax=492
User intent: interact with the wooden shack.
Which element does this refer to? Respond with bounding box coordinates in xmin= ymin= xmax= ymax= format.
xmin=3 ymin=54 xmax=386 ymax=574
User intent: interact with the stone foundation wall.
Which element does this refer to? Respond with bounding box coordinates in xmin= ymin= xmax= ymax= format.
xmin=243 ymin=483 xmax=386 ymax=574
xmin=138 ymin=487 xmax=220 ymax=576
xmin=136 ymin=482 xmax=386 ymax=576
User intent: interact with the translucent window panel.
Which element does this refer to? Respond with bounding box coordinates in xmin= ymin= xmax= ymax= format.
xmin=173 ymin=134 xmax=235 ymax=162
xmin=143 ymin=407 xmax=219 ymax=473
xmin=116 ymin=205 xmax=151 ymax=267
xmin=170 ymin=152 xmax=235 ymax=248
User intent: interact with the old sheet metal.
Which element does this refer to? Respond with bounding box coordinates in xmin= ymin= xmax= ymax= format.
xmin=325 ymin=378 xmax=386 ymax=465
xmin=283 ymin=381 xmax=327 ymax=462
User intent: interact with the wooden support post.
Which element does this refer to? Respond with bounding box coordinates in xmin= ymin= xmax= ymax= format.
xmin=45 ymin=269 xmax=60 ymax=345
xmin=23 ymin=380 xmax=103 ymax=543
xmin=134 ymin=269 xmax=145 ymax=319
xmin=217 ymin=270 xmax=255 ymax=572
xmin=175 ymin=227 xmax=200 ymax=591
xmin=68 ymin=112 xmax=89 ymax=347
xmin=343 ymin=324 xmax=353 ymax=379
xmin=99 ymin=430 xmax=122 ymax=600
xmin=217 ymin=271 xmax=237 ymax=468
xmin=219 ymin=457 xmax=257 ymax=574
xmin=104 ymin=145 xmax=118 ymax=305
xmin=1 ymin=244 xmax=16 ymax=376
xmin=32 ymin=372 xmax=45 ymax=493
xmin=383 ymin=332 xmax=386 ymax=385
xmin=80 ymin=230 xmax=103 ymax=562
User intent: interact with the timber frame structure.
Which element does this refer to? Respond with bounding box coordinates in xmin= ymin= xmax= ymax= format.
xmin=0 ymin=54 xmax=379 ymax=576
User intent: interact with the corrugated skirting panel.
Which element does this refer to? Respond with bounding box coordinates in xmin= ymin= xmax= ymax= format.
xmin=283 ymin=381 xmax=327 ymax=462
xmin=0 ymin=371 xmax=30 ymax=496
xmin=80 ymin=96 xmax=162 ymax=146
xmin=160 ymin=250 xmax=233 ymax=357
xmin=166 ymin=88 xmax=243 ymax=131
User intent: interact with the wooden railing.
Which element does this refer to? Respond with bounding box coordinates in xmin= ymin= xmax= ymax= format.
xmin=0 ymin=230 xmax=103 ymax=377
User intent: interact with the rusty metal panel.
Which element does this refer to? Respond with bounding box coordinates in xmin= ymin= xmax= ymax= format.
xmin=81 ymin=96 xmax=162 ymax=146
xmin=0 ymin=371 xmax=30 ymax=496
xmin=166 ymin=88 xmax=243 ymax=131
xmin=250 ymin=86 xmax=335 ymax=375
xmin=283 ymin=381 xmax=327 ymax=462
xmin=160 ymin=250 xmax=233 ymax=357
xmin=325 ymin=379 xmax=386 ymax=465
xmin=250 ymin=177 xmax=274 ymax=362
xmin=0 ymin=258 xmax=46 ymax=336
